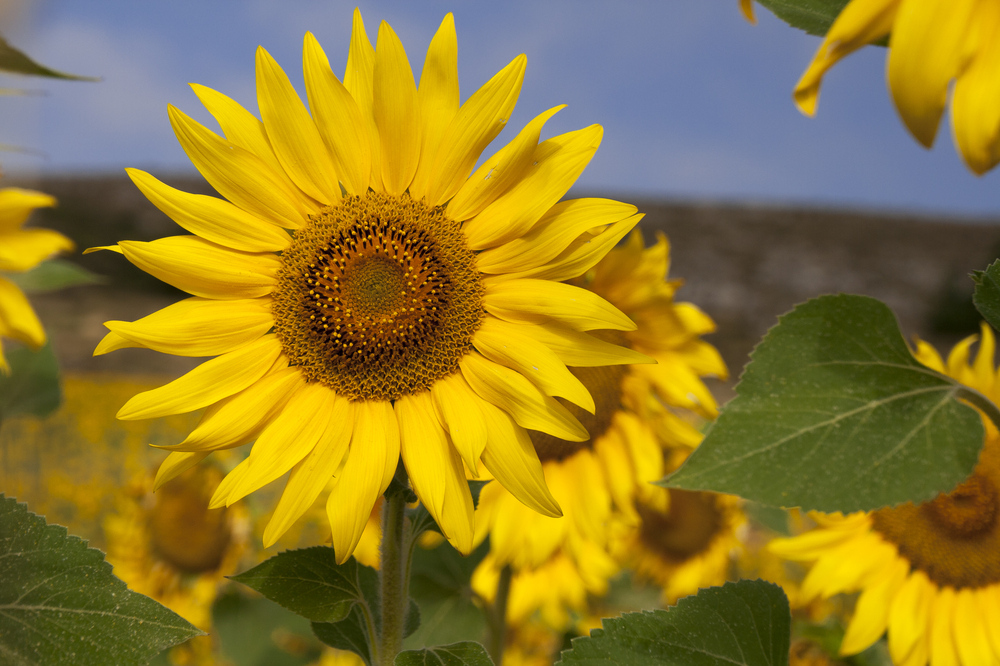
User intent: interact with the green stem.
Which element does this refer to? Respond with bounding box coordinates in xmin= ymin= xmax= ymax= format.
xmin=378 ymin=465 xmax=410 ymax=666
xmin=956 ymin=385 xmax=1000 ymax=434
xmin=486 ymin=564 xmax=513 ymax=666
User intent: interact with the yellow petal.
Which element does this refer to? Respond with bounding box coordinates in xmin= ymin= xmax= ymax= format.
xmin=462 ymin=124 xmax=603 ymax=250
xmin=209 ymin=457 xmax=252 ymax=509
xmin=793 ymin=0 xmax=898 ymax=116
xmin=839 ymin=557 xmax=908 ymax=655
xmin=397 ymin=392 xmax=474 ymax=553
xmin=264 ymin=394 xmax=354 ymax=547
xmin=373 ymin=21 xmax=420 ymax=196
xmin=888 ymin=570 xmax=934 ymax=665
xmin=953 ymin=588 xmax=994 ymax=666
xmin=0 ymin=228 xmax=73 ymax=273
xmin=768 ymin=526 xmax=860 ymax=561
xmin=0 ymin=188 xmax=55 ymax=232
xmin=227 ymin=382 xmax=336 ymax=504
xmin=117 ymin=334 xmax=283 ymax=420
xmin=888 ymin=0 xmax=977 ymax=147
xmin=951 ymin=0 xmax=1000 ymax=174
xmin=980 ymin=585 xmax=1000 ymax=661
xmin=477 ymin=198 xmax=637 ymax=274
xmin=256 ymin=46 xmax=341 ymax=204
xmin=423 ymin=54 xmax=526 ymax=206
xmin=927 ymin=585 xmax=959 ymax=666
xmin=504 ymin=213 xmax=642 ymax=282
xmin=162 ymin=367 xmax=302 ymax=452
xmin=344 ymin=8 xmax=381 ymax=191
xmin=153 ymin=451 xmax=211 ymax=491
xmin=93 ymin=331 xmax=139 ymax=355
xmin=326 ymin=400 xmax=399 ymax=563
xmin=190 ymin=83 xmax=317 ymax=213
xmin=460 ymin=351 xmax=588 ymax=442
xmin=0 ymin=277 xmax=44 ymax=348
xmin=478 ymin=399 xmax=561 ymax=518
xmin=409 ymin=13 xmax=460 ymax=200
xmin=126 ymin=168 xmax=290 ymax=252
xmin=740 ymin=0 xmax=757 ymax=24
xmin=99 ymin=297 xmax=273 ymax=357
xmin=473 ymin=316 xmax=594 ymax=412
xmin=303 ymin=32 xmax=371 ymax=195
xmin=118 ymin=236 xmax=279 ymax=300
xmin=506 ymin=319 xmax=651 ymax=367
xmin=431 ymin=372 xmax=487 ymax=475
xmin=169 ymin=104 xmax=310 ymax=228
xmin=448 ymin=105 xmax=564 ymax=222
xmin=484 ymin=278 xmax=635 ymax=332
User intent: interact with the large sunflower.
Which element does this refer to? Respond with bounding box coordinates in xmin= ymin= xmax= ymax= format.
xmin=0 ymin=187 xmax=72 ymax=371
xmin=93 ymin=10 xmax=641 ymax=563
xmin=472 ymin=231 xmax=727 ymax=623
xmin=781 ymin=0 xmax=1000 ymax=174
xmin=770 ymin=322 xmax=1000 ymax=666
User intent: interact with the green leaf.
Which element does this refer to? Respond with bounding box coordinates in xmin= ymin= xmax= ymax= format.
xmin=395 ymin=641 xmax=493 ymax=666
xmin=312 ymin=607 xmax=377 ymax=666
xmin=406 ymin=541 xmax=489 ymax=649
xmin=973 ymin=259 xmax=1000 ymax=333
xmin=0 ymin=342 xmax=61 ymax=420
xmin=0 ymin=33 xmax=98 ymax=80
xmin=8 ymin=259 xmax=104 ymax=293
xmin=212 ymin=590 xmax=324 ymax=666
xmin=231 ymin=547 xmax=378 ymax=624
xmin=0 ymin=495 xmax=201 ymax=665
xmin=664 ymin=294 xmax=984 ymax=512
xmin=557 ymin=580 xmax=790 ymax=666
xmin=755 ymin=0 xmax=850 ymax=36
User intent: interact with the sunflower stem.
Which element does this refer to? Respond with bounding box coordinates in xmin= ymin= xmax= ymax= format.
xmin=378 ymin=464 xmax=410 ymax=666
xmin=486 ymin=564 xmax=513 ymax=666
xmin=956 ymin=385 xmax=1000 ymax=435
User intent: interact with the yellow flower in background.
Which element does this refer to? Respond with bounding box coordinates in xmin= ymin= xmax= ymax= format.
xmin=740 ymin=0 xmax=757 ymax=25
xmin=0 ymin=187 xmax=72 ymax=371
xmin=770 ymin=323 xmax=1000 ymax=666
xmin=93 ymin=9 xmax=642 ymax=563
xmin=104 ymin=464 xmax=250 ymax=664
xmin=472 ymin=230 xmax=727 ymax=626
xmin=791 ymin=0 xmax=1000 ymax=174
xmin=611 ymin=488 xmax=745 ymax=604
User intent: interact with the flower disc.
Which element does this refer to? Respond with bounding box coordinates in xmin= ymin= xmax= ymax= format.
xmin=272 ymin=192 xmax=484 ymax=401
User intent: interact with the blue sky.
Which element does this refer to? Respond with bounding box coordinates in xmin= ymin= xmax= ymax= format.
xmin=1 ymin=1 xmax=999 ymax=217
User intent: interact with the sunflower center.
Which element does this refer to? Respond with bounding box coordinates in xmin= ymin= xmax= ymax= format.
xmin=871 ymin=439 xmax=1000 ymax=588
xmin=531 ymin=360 xmax=629 ymax=462
xmin=272 ymin=192 xmax=484 ymax=401
xmin=636 ymin=489 xmax=723 ymax=563
xmin=148 ymin=469 xmax=231 ymax=574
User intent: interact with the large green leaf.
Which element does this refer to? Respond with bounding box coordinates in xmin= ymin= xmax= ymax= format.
xmin=0 ymin=495 xmax=201 ymax=665
xmin=0 ymin=34 xmax=97 ymax=80
xmin=406 ymin=541 xmax=489 ymax=649
xmin=8 ymin=259 xmax=104 ymax=293
xmin=972 ymin=259 xmax=1000 ymax=333
xmin=232 ymin=547 xmax=379 ymax=624
xmin=557 ymin=580 xmax=790 ymax=666
xmin=395 ymin=642 xmax=493 ymax=666
xmin=0 ymin=342 xmax=61 ymax=420
xmin=665 ymin=295 xmax=985 ymax=512
xmin=755 ymin=0 xmax=850 ymax=36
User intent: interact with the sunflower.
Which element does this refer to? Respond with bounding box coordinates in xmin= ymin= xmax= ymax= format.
xmin=92 ymin=10 xmax=642 ymax=563
xmin=0 ymin=187 xmax=72 ymax=371
xmin=104 ymin=463 xmax=250 ymax=664
xmin=770 ymin=322 xmax=1000 ymax=665
xmin=472 ymin=230 xmax=727 ymax=623
xmin=787 ymin=0 xmax=1000 ymax=174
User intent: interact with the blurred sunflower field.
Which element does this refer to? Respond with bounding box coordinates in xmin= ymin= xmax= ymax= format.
xmin=5 ymin=2 xmax=1000 ymax=665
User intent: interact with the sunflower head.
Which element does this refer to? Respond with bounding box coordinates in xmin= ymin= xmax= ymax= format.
xmin=96 ymin=9 xmax=648 ymax=563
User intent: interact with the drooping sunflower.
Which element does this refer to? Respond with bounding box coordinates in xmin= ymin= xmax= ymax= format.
xmin=770 ymin=322 xmax=1000 ymax=666
xmin=104 ymin=464 xmax=250 ymax=664
xmin=782 ymin=0 xmax=1000 ymax=174
xmin=93 ymin=10 xmax=642 ymax=563
xmin=0 ymin=187 xmax=72 ymax=371
xmin=472 ymin=230 xmax=728 ymax=623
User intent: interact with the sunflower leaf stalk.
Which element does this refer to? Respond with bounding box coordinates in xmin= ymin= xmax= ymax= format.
xmin=378 ymin=463 xmax=412 ymax=666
